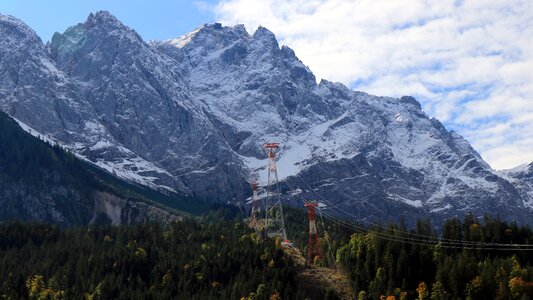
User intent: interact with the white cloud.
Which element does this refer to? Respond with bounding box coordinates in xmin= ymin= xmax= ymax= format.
xmin=214 ymin=0 xmax=533 ymax=169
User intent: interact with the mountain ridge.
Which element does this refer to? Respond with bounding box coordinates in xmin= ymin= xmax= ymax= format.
xmin=0 ymin=11 xmax=531 ymax=226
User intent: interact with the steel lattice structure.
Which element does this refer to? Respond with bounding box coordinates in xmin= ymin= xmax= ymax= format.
xmin=263 ymin=143 xmax=288 ymax=243
xmin=304 ymin=202 xmax=321 ymax=263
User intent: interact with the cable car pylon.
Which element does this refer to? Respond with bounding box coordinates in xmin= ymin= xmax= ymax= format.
xmin=263 ymin=142 xmax=289 ymax=245
xmin=304 ymin=201 xmax=321 ymax=263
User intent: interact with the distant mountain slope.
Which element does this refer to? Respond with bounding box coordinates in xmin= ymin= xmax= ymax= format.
xmin=501 ymin=162 xmax=533 ymax=209
xmin=0 ymin=11 xmax=531 ymax=225
xmin=0 ymin=111 xmax=208 ymax=225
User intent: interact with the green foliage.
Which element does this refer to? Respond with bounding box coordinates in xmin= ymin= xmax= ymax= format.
xmin=26 ymin=274 xmax=64 ymax=300
xmin=358 ymin=290 xmax=368 ymax=300
xmin=465 ymin=276 xmax=483 ymax=300
xmin=429 ymin=281 xmax=447 ymax=300
xmin=202 ymin=204 xmax=243 ymax=223
xmin=336 ymin=216 xmax=533 ymax=300
xmin=0 ymin=220 xmax=307 ymax=299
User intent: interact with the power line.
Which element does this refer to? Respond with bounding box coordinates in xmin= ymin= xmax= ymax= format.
xmin=285 ymin=177 xmax=530 ymax=250
xmin=319 ymin=210 xmax=533 ymax=251
xmin=290 ymin=170 xmax=533 ymax=249
xmin=284 ymin=179 xmax=342 ymax=266
xmin=317 ymin=207 xmax=339 ymax=270
xmin=274 ymin=164 xmax=533 ymax=251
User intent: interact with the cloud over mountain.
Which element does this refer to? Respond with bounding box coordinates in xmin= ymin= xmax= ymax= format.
xmin=214 ymin=0 xmax=533 ymax=169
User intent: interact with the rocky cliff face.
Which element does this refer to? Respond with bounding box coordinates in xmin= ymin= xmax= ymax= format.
xmin=0 ymin=178 xmax=179 ymax=226
xmin=501 ymin=163 xmax=533 ymax=210
xmin=0 ymin=11 xmax=531 ymax=225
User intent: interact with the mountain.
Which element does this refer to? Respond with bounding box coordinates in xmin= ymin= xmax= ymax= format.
xmin=0 ymin=11 xmax=531 ymax=225
xmin=0 ymin=110 xmax=210 ymax=225
xmin=500 ymin=162 xmax=533 ymax=209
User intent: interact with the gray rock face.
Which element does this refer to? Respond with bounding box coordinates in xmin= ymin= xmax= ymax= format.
xmin=0 ymin=14 xmax=93 ymax=139
xmin=0 ymin=178 xmax=179 ymax=226
xmin=0 ymin=11 xmax=531 ymax=225
xmin=500 ymin=162 xmax=533 ymax=210
xmin=47 ymin=12 xmax=249 ymax=202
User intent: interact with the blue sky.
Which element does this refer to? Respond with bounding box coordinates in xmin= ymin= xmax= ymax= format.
xmin=1 ymin=0 xmax=532 ymax=169
xmin=0 ymin=0 xmax=218 ymax=42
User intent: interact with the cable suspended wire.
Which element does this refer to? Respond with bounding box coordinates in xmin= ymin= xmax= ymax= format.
xmin=291 ymin=170 xmax=533 ymax=249
xmin=283 ymin=180 xmax=307 ymax=203
xmin=319 ymin=210 xmax=453 ymax=247
xmin=279 ymin=167 xmax=533 ymax=250
xmin=284 ymin=169 xmax=533 ymax=250
xmin=284 ymin=179 xmax=343 ymax=266
xmin=320 ymin=213 xmax=474 ymax=250
xmin=317 ymin=207 xmax=339 ymax=270
xmin=318 ymin=210 xmax=533 ymax=251
xmin=321 ymin=212 xmax=447 ymax=249
xmin=320 ymin=207 xmax=533 ymax=249
xmin=308 ymin=163 xmax=533 ymax=248
xmin=286 ymin=177 xmax=479 ymax=249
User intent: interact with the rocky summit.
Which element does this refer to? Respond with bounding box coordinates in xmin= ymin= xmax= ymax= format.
xmin=0 ymin=11 xmax=531 ymax=226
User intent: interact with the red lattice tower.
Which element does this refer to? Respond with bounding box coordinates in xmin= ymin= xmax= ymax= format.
xmin=304 ymin=202 xmax=321 ymax=263
xmin=263 ymin=143 xmax=288 ymax=243
xmin=249 ymin=181 xmax=260 ymax=226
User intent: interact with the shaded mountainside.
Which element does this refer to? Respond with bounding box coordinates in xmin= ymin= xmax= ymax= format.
xmin=0 ymin=111 xmax=209 ymax=225
xmin=0 ymin=11 xmax=531 ymax=226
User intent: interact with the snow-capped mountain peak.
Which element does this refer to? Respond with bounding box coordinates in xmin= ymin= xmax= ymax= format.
xmin=166 ymin=23 xmax=249 ymax=50
xmin=1 ymin=13 xmax=531 ymax=225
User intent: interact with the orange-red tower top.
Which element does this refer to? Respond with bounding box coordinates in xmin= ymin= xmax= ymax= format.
xmin=263 ymin=142 xmax=279 ymax=149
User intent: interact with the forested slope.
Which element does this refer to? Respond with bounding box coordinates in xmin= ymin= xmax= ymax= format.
xmin=0 ymin=111 xmax=209 ymax=225
xmin=275 ymin=207 xmax=533 ymax=299
xmin=333 ymin=216 xmax=533 ymax=299
xmin=0 ymin=221 xmax=311 ymax=299
xmin=0 ymin=211 xmax=532 ymax=299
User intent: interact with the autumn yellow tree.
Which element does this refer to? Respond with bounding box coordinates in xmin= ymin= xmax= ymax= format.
xmin=416 ymin=282 xmax=429 ymax=300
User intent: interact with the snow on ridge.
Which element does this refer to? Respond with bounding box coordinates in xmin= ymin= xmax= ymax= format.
xmin=357 ymin=92 xmax=504 ymax=203
xmin=91 ymin=158 xmax=175 ymax=191
xmin=497 ymin=162 xmax=533 ymax=209
xmin=166 ymin=25 xmax=204 ymax=49
xmin=500 ymin=162 xmax=531 ymax=175
xmin=389 ymin=194 xmax=423 ymax=208
xmin=90 ymin=140 xmax=113 ymax=150
xmin=39 ymin=57 xmax=67 ymax=79
xmin=12 ymin=117 xmax=176 ymax=193
xmin=13 ymin=118 xmax=58 ymax=146
xmin=4 ymin=12 xmax=528 ymax=219
xmin=430 ymin=204 xmax=452 ymax=213
xmin=240 ymin=112 xmax=364 ymax=187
